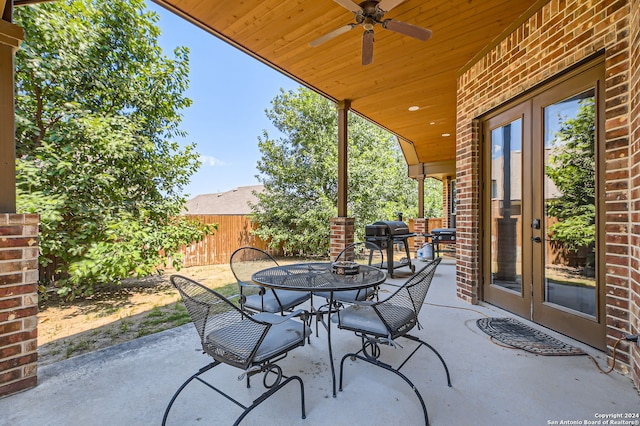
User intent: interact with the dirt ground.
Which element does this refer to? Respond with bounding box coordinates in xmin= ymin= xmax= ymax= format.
xmin=37 ymin=264 xmax=238 ymax=366
xmin=36 ymin=253 xmax=424 ymax=366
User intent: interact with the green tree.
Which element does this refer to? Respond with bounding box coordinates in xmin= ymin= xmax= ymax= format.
xmin=14 ymin=0 xmax=214 ymax=299
xmin=252 ymin=88 xmax=438 ymax=256
xmin=424 ymin=177 xmax=443 ymax=219
xmin=545 ymin=98 xmax=596 ymax=252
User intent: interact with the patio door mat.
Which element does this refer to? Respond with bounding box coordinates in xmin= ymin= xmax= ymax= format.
xmin=476 ymin=317 xmax=586 ymax=356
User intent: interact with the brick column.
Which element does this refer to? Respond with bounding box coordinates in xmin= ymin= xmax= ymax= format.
xmin=628 ymin=0 xmax=640 ymax=391
xmin=443 ymin=176 xmax=453 ymax=229
xmin=330 ymin=217 xmax=354 ymax=260
xmin=0 ymin=214 xmax=39 ymax=397
xmin=413 ymin=218 xmax=426 ymax=255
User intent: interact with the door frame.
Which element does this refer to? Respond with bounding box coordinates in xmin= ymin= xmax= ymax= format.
xmin=481 ymin=102 xmax=532 ymax=319
xmin=480 ymin=57 xmax=606 ymax=349
xmin=530 ymin=61 xmax=606 ymax=349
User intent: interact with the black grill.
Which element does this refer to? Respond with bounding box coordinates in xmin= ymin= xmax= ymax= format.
xmin=431 ymin=228 xmax=456 ymax=242
xmin=365 ymin=221 xmax=416 ymax=277
xmin=422 ymin=228 xmax=456 ymax=258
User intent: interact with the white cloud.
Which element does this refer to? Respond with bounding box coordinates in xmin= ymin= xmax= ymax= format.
xmin=200 ymin=155 xmax=226 ymax=166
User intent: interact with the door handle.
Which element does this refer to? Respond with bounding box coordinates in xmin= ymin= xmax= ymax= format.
xmin=531 ymin=236 xmax=542 ymax=243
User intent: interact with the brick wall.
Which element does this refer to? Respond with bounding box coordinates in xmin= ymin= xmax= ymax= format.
xmin=442 ymin=177 xmax=451 ymax=229
xmin=329 ymin=217 xmax=355 ymax=260
xmin=0 ymin=214 xmax=39 ymax=397
xmin=457 ymin=0 xmax=636 ymax=379
xmin=455 ymin=119 xmax=481 ymax=304
xmin=628 ymin=0 xmax=639 ymax=390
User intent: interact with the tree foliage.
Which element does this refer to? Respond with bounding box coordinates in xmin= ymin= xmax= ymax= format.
xmin=424 ymin=177 xmax=443 ymax=220
xmin=251 ymin=88 xmax=441 ymax=256
xmin=545 ymin=98 xmax=596 ymax=252
xmin=14 ymin=0 xmax=214 ymax=299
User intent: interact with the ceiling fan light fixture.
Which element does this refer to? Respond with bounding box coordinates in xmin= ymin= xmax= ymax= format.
xmin=363 ymin=17 xmax=375 ymax=31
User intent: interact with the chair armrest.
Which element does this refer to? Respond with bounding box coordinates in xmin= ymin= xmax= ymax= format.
xmin=279 ymin=308 xmax=310 ymax=323
xmin=252 ymin=308 xmax=310 ymax=325
xmin=224 ymin=293 xmax=242 ymax=303
xmin=342 ymin=300 xmax=377 ymax=308
xmin=239 ymin=281 xmax=266 ymax=295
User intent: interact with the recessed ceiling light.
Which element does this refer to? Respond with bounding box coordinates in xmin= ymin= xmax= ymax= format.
xmin=442 ymin=133 xmax=451 ymax=137
xmin=408 ymin=106 xmax=420 ymax=111
xmin=429 ymin=121 xmax=436 ymax=125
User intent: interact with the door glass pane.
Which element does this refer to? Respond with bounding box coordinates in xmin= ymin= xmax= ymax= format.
xmin=490 ymin=119 xmax=522 ymax=292
xmin=450 ymin=180 xmax=457 ymax=228
xmin=543 ymin=89 xmax=596 ymax=317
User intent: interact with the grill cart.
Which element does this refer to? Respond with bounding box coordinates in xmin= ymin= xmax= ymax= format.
xmin=421 ymin=228 xmax=456 ymax=258
xmin=365 ymin=220 xmax=416 ymax=277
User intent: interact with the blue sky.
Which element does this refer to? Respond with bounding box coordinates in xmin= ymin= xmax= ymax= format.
xmin=147 ymin=2 xmax=301 ymax=197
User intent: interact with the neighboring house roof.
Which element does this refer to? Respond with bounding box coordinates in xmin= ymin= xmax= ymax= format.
xmin=183 ymin=185 xmax=264 ymax=215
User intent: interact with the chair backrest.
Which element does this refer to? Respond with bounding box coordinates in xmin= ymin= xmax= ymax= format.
xmin=230 ymin=246 xmax=279 ymax=287
xmin=374 ymin=257 xmax=442 ymax=336
xmin=335 ymin=241 xmax=384 ymax=269
xmin=170 ymin=275 xmax=269 ymax=369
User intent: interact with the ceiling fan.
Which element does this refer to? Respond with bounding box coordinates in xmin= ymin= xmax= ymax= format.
xmin=309 ymin=0 xmax=432 ymax=65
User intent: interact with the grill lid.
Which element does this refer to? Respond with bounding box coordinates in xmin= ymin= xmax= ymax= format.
xmin=372 ymin=220 xmax=410 ymax=235
xmin=365 ymin=224 xmax=388 ymax=237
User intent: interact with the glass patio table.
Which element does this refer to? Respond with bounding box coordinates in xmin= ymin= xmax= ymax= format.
xmin=252 ymin=262 xmax=387 ymax=397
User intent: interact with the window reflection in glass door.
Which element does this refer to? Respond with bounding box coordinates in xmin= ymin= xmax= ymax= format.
xmin=543 ymin=89 xmax=597 ymax=317
xmin=490 ymin=118 xmax=523 ymax=293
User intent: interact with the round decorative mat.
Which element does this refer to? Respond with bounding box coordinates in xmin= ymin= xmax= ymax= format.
xmin=476 ymin=317 xmax=586 ymax=356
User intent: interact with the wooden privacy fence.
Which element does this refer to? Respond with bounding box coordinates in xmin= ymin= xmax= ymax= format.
xmin=178 ymin=215 xmax=446 ymax=267
xmin=413 ymin=218 xmax=444 ymax=233
xmin=179 ymin=215 xmax=270 ymax=267
xmin=406 ymin=217 xmax=444 ymax=250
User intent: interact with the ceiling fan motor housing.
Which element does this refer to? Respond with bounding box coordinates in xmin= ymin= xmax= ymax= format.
xmin=357 ymin=1 xmax=387 ymax=25
xmin=310 ymin=0 xmax=432 ymax=65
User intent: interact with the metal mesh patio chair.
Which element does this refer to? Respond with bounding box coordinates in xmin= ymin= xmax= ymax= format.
xmin=162 ymin=275 xmax=311 ymax=426
xmin=230 ymin=246 xmax=311 ymax=315
xmin=313 ymin=242 xmax=385 ymax=335
xmin=335 ymin=257 xmax=450 ymax=426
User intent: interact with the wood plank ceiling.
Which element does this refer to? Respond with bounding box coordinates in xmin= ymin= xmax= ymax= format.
xmin=153 ymin=0 xmax=542 ymax=167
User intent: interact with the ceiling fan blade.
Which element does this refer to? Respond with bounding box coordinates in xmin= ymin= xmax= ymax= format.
xmin=333 ymin=0 xmax=362 ymax=13
xmin=310 ymin=24 xmax=356 ymax=47
xmin=362 ymin=30 xmax=374 ymax=65
xmin=377 ymin=0 xmax=407 ymax=13
xmin=383 ymin=19 xmax=432 ymax=41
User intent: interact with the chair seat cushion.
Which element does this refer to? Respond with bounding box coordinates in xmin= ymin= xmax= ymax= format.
xmin=244 ymin=290 xmax=310 ymax=313
xmin=206 ymin=313 xmax=311 ymax=365
xmin=252 ymin=313 xmax=311 ymax=362
xmin=335 ymin=303 xmax=414 ymax=337
xmin=316 ymin=287 xmax=375 ymax=303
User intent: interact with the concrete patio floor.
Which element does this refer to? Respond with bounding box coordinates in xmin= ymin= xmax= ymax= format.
xmin=1 ymin=261 xmax=638 ymax=426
